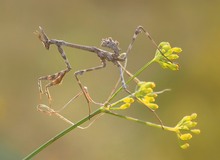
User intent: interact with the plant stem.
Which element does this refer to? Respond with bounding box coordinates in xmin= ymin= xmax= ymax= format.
xmin=23 ymin=108 xmax=102 ymax=160
xmin=104 ymin=110 xmax=175 ymax=132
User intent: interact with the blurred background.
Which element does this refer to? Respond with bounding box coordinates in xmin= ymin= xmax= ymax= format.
xmin=0 ymin=0 xmax=219 ymax=159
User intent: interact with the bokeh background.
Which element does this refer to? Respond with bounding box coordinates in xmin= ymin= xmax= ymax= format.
xmin=1 ymin=0 xmax=219 ymax=159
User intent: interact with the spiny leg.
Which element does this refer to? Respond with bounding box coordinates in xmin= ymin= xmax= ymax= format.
xmin=38 ymin=89 xmax=100 ymax=126
xmin=118 ymin=62 xmax=133 ymax=95
xmin=104 ymin=61 xmax=133 ymax=106
xmin=38 ymin=68 xmax=69 ymax=104
xmin=126 ymin=26 xmax=172 ymax=62
xmin=37 ymin=91 xmax=105 ymax=129
xmin=74 ymin=59 xmax=106 ymax=115
xmin=37 ymin=92 xmax=83 ymax=126
xmin=38 ymin=80 xmax=43 ymax=100
xmin=37 ymin=91 xmax=83 ymax=115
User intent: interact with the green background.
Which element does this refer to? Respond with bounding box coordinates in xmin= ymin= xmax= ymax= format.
xmin=0 ymin=0 xmax=219 ymax=159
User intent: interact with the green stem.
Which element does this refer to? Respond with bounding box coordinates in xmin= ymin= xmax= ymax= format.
xmin=23 ymin=108 xmax=102 ymax=160
xmin=108 ymin=59 xmax=155 ymax=103
xmin=104 ymin=110 xmax=175 ymax=132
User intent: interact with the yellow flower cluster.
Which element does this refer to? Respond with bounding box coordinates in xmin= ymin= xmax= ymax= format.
xmin=175 ymin=113 xmax=201 ymax=149
xmin=154 ymin=42 xmax=182 ymax=71
xmin=135 ymin=81 xmax=159 ymax=110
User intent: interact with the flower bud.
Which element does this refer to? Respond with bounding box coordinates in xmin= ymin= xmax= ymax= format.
xmin=169 ymin=63 xmax=179 ymax=70
xmin=172 ymin=47 xmax=182 ymax=53
xmin=119 ymin=103 xmax=130 ymax=110
xmin=147 ymin=103 xmax=159 ymax=110
xmin=191 ymin=113 xmax=197 ymax=119
xmin=186 ymin=121 xmax=197 ymax=128
xmin=123 ymin=97 xmax=134 ymax=104
xmin=182 ymin=115 xmax=192 ymax=122
xmin=162 ymin=44 xmax=171 ymax=51
xmin=144 ymin=96 xmax=155 ymax=103
xmin=191 ymin=129 xmax=201 ymax=134
xmin=138 ymin=81 xmax=155 ymax=89
xmin=147 ymin=93 xmax=158 ymax=98
xmin=180 ymin=143 xmax=190 ymax=149
xmin=180 ymin=133 xmax=192 ymax=141
xmin=181 ymin=125 xmax=189 ymax=130
xmin=168 ymin=54 xmax=179 ymax=60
